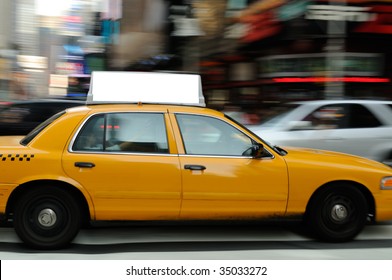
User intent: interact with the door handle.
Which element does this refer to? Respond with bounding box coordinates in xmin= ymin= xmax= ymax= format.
xmin=75 ymin=162 xmax=95 ymax=168
xmin=184 ymin=164 xmax=206 ymax=171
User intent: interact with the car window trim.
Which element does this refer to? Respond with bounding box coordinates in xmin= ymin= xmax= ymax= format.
xmin=20 ymin=111 xmax=66 ymax=146
xmin=69 ymin=111 xmax=170 ymax=154
xmin=174 ymin=112 xmax=274 ymax=159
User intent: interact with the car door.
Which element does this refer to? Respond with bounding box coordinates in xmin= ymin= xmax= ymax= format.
xmin=289 ymin=104 xmax=349 ymax=151
xmin=171 ymin=112 xmax=289 ymax=220
xmin=312 ymin=104 xmax=385 ymax=158
xmin=62 ymin=111 xmax=182 ymax=221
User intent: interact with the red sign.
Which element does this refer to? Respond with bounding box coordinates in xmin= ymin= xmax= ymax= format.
xmin=355 ymin=5 xmax=392 ymax=34
xmin=274 ymin=77 xmax=390 ymax=83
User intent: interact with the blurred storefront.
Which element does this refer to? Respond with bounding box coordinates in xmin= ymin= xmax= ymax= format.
xmin=198 ymin=0 xmax=392 ymax=114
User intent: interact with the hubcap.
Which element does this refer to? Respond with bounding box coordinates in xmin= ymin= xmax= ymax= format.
xmin=331 ymin=204 xmax=348 ymax=221
xmin=38 ymin=209 xmax=57 ymax=227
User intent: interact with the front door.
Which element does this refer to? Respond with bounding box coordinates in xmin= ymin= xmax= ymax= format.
xmin=173 ymin=113 xmax=289 ymax=220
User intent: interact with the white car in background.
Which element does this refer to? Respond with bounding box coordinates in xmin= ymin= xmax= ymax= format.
xmin=248 ymin=100 xmax=392 ymax=165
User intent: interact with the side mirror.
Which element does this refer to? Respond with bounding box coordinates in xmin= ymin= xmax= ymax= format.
xmin=251 ymin=143 xmax=264 ymax=158
xmin=242 ymin=143 xmax=264 ymax=158
xmin=287 ymin=120 xmax=312 ymax=131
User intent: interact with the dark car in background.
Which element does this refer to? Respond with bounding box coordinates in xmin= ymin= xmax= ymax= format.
xmin=0 ymin=99 xmax=84 ymax=136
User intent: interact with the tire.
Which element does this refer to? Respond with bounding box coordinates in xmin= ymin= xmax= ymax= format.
xmin=306 ymin=184 xmax=368 ymax=242
xmin=13 ymin=186 xmax=82 ymax=249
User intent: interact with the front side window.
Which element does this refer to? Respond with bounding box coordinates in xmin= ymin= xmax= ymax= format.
xmin=302 ymin=104 xmax=347 ymax=130
xmin=73 ymin=112 xmax=169 ymax=153
xmin=176 ymin=114 xmax=254 ymax=156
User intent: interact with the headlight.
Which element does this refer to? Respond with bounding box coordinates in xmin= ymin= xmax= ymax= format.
xmin=381 ymin=177 xmax=392 ymax=190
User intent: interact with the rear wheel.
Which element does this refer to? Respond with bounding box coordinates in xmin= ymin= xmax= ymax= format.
xmin=13 ymin=186 xmax=81 ymax=249
xmin=306 ymin=184 xmax=368 ymax=242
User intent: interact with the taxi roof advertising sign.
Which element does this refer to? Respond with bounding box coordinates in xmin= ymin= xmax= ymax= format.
xmin=87 ymin=71 xmax=205 ymax=106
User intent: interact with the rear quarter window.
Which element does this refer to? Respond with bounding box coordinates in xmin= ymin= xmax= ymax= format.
xmin=20 ymin=111 xmax=66 ymax=146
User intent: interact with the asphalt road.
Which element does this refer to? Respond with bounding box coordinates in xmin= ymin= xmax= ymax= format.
xmin=1 ymin=221 xmax=392 ymax=260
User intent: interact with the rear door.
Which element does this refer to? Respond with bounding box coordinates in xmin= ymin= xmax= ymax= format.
xmin=62 ymin=111 xmax=182 ymax=221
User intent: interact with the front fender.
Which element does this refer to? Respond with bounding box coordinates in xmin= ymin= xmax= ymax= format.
xmin=368 ymin=143 xmax=392 ymax=162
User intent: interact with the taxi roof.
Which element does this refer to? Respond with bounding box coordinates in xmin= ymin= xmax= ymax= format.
xmin=87 ymin=71 xmax=205 ymax=107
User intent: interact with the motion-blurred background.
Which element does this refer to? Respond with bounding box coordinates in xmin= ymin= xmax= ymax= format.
xmin=1 ymin=0 xmax=391 ymax=122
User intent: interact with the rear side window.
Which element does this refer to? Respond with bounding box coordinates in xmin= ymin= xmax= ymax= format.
xmin=346 ymin=104 xmax=381 ymax=128
xmin=72 ymin=112 xmax=169 ymax=154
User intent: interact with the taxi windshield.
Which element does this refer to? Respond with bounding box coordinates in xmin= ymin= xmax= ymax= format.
xmin=20 ymin=111 xmax=65 ymax=146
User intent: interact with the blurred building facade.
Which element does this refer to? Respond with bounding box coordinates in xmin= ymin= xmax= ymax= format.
xmin=1 ymin=0 xmax=392 ymax=116
xmin=0 ymin=0 xmax=15 ymax=101
xmin=0 ymin=0 xmax=171 ymax=101
xmin=196 ymin=0 xmax=392 ymax=114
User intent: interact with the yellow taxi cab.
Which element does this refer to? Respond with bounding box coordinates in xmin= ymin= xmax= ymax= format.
xmin=1 ymin=71 xmax=392 ymax=249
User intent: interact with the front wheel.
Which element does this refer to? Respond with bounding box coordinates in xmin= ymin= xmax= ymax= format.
xmin=13 ymin=186 xmax=82 ymax=249
xmin=306 ymin=185 xmax=368 ymax=242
